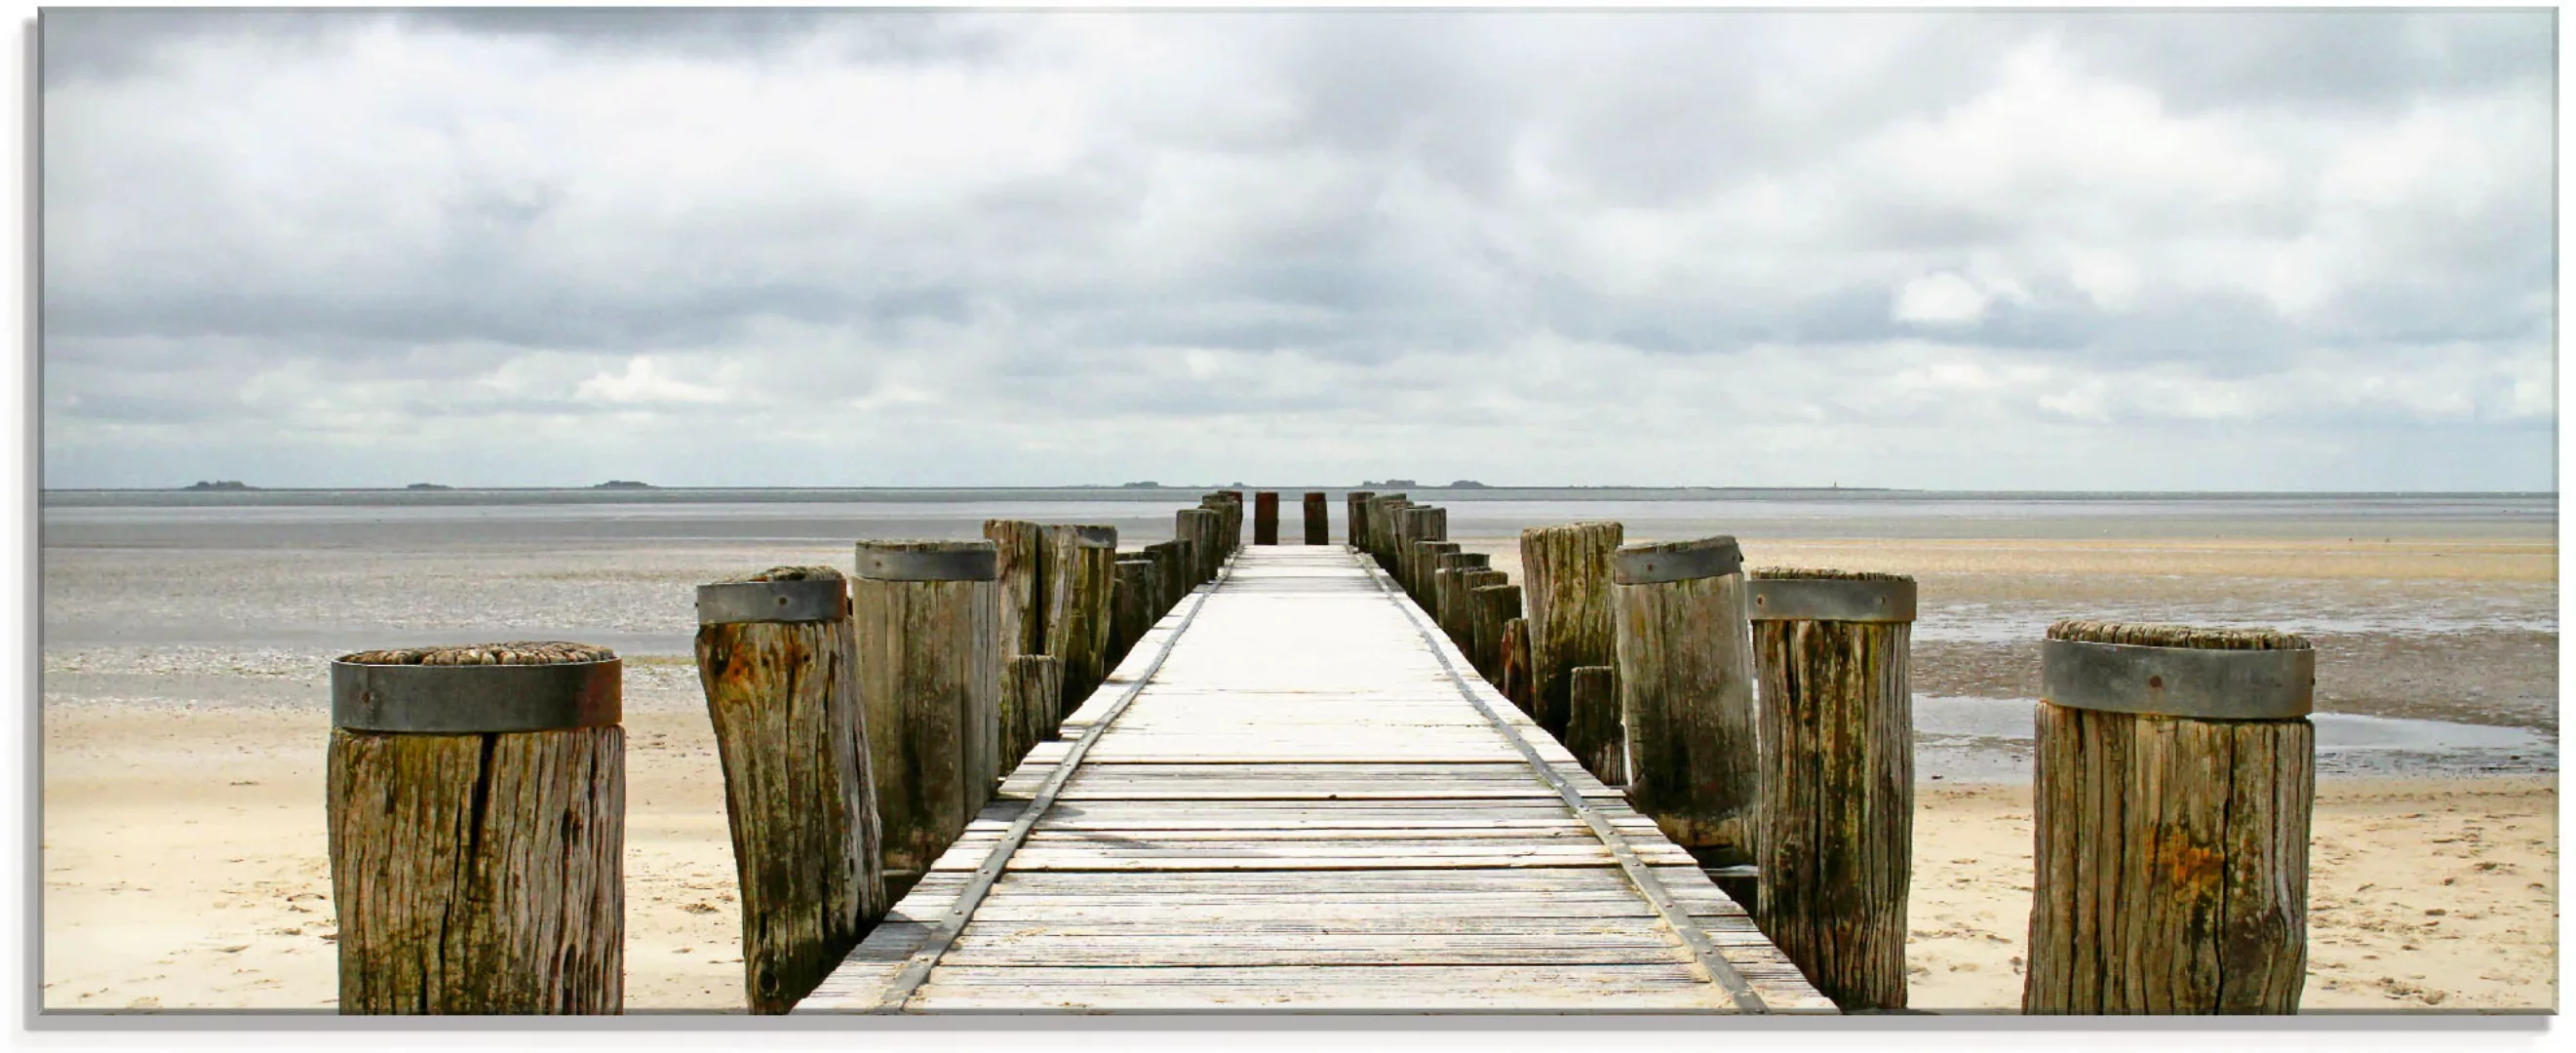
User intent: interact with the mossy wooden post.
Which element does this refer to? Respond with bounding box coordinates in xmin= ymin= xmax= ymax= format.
xmin=327 ymin=642 xmax=624 ymax=1014
xmin=1523 ymin=522 xmax=1625 ymax=742
xmin=1613 ymin=536 xmax=1760 ymax=892
xmin=851 ymin=539 xmax=998 ymax=890
xmin=1747 ymin=568 xmax=1917 ymax=1011
xmin=1110 ymin=557 xmax=1158 ymax=668
xmin=982 ymin=520 xmax=1047 ymax=664
xmin=1433 ymin=551 xmax=1492 ymax=645
xmin=1002 ymin=653 xmax=1062 ymax=761
xmin=1568 ymin=666 xmax=1622 ymax=785
xmin=1345 ymin=490 xmax=1375 ymax=549
xmin=1500 ymin=617 xmax=1534 ymax=713
xmin=693 ymin=568 xmax=886 ymax=1014
xmin=1464 ymin=578 xmax=1519 ymax=683
xmin=1303 ymin=491 xmax=1329 ymax=545
xmin=1254 ymin=491 xmax=1281 ymax=545
xmin=1177 ymin=509 xmax=1222 ymax=588
xmin=1042 ymin=525 xmax=1118 ymax=717
xmin=2023 ymin=620 xmax=2317 ymax=1016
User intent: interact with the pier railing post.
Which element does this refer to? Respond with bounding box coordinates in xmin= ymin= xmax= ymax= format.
xmin=852 ymin=539 xmax=999 ymax=892
xmin=1398 ymin=507 xmax=1448 ymax=601
xmin=1613 ymin=536 xmax=1761 ymax=899
xmin=1254 ymin=491 xmax=1280 ymax=545
xmin=1144 ymin=539 xmax=1189 ymax=614
xmin=1432 ymin=551 xmax=1491 ymax=645
xmin=327 ymin=643 xmax=624 ymax=1014
xmin=2023 ymin=620 xmax=2316 ymax=1015
xmin=1177 ymin=509 xmax=1222 ymax=587
xmin=1522 ymin=522 xmax=1624 ymax=741
xmin=694 ymin=568 xmax=886 ymax=1014
xmin=1109 ymin=557 xmax=1158 ymax=669
xmin=1500 ymin=617 xmax=1534 ymax=713
xmin=1464 ymin=577 xmax=1518 ymax=683
xmin=1747 ymin=567 xmax=1918 ymax=1011
xmin=1304 ymin=491 xmax=1329 ymax=545
xmin=1002 ymin=653 xmax=1063 ymax=761
xmin=1041 ymin=525 xmax=1117 ymax=715
xmin=1568 ymin=665 xmax=1622 ymax=785
xmin=1346 ymin=490 xmax=1375 ymax=549
xmin=982 ymin=520 xmax=1047 ymax=666
xmin=1410 ymin=539 xmax=1460 ymax=610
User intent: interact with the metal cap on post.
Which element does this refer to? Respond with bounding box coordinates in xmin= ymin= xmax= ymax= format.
xmin=332 ymin=645 xmax=623 ymax=734
xmin=1612 ymin=536 xmax=1744 ymax=585
xmin=2041 ymin=635 xmax=2315 ymax=720
xmin=855 ymin=541 xmax=1000 ymax=582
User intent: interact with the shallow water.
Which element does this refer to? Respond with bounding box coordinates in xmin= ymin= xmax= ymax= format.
xmin=1915 ymin=695 xmax=2557 ymax=782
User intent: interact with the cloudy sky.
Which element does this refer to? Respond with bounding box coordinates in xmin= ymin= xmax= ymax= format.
xmin=40 ymin=8 xmax=2556 ymax=490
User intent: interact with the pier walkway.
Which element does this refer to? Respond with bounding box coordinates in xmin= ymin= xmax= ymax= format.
xmin=798 ymin=546 xmax=1832 ymax=1014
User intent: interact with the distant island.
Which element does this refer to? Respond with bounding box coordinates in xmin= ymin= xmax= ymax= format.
xmin=1120 ymin=481 xmax=1161 ymax=488
xmin=592 ymin=480 xmax=655 ymax=489
xmin=406 ymin=483 xmax=452 ymax=491
xmin=182 ymin=481 xmax=254 ymax=491
xmin=1448 ymin=480 xmax=1488 ymax=488
xmin=1362 ymin=479 xmax=1419 ymax=488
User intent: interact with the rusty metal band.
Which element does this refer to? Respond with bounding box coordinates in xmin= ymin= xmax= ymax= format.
xmin=332 ymin=659 xmax=622 ymax=733
xmin=1613 ymin=537 xmax=1744 ymax=585
xmin=1746 ymin=577 xmax=1917 ymax=624
xmin=866 ymin=557 xmax=1234 ymax=1014
xmin=1359 ymin=551 xmax=1770 ymax=1014
xmin=853 ymin=544 xmax=998 ymax=582
xmin=2041 ymin=638 xmax=2316 ymax=720
xmin=695 ymin=578 xmax=848 ymax=625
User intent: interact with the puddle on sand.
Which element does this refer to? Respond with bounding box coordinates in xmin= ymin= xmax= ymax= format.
xmin=1910 ymin=696 xmax=2556 ymax=783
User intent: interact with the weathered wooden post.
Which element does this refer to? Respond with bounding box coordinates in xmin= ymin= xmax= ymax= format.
xmin=1397 ymin=507 xmax=1448 ymax=601
xmin=1500 ymin=617 xmax=1534 ymax=713
xmin=1523 ymin=522 xmax=1625 ymax=741
xmin=1110 ymin=557 xmax=1158 ymax=668
xmin=1254 ymin=491 xmax=1280 ymax=545
xmin=2023 ymin=620 xmax=2316 ymax=1015
xmin=1345 ymin=490 xmax=1375 ymax=549
xmin=1203 ymin=492 xmax=1244 ymax=556
xmin=1613 ymin=536 xmax=1760 ymax=899
xmin=1304 ymin=491 xmax=1329 ymax=545
xmin=1744 ymin=567 xmax=1917 ymax=1012
xmin=1365 ymin=494 xmax=1408 ymax=570
xmin=1432 ymin=551 xmax=1492 ymax=645
xmin=982 ymin=520 xmax=1047 ymax=663
xmin=1002 ymin=653 xmax=1062 ymax=760
xmin=1410 ymin=539 xmax=1460 ymax=610
xmin=1146 ymin=539 xmax=1190 ymax=612
xmin=1465 ymin=578 xmax=1519 ymax=683
xmin=328 ymin=642 xmax=624 ymax=1014
xmin=694 ymin=567 xmax=886 ymax=1014
xmin=1041 ymin=525 xmax=1117 ymax=716
xmin=1177 ymin=509 xmax=1223 ymax=587
xmin=1568 ymin=666 xmax=1622 ymax=785
xmin=851 ymin=539 xmax=999 ymax=890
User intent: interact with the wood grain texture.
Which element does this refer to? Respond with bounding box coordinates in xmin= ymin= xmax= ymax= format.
xmin=852 ymin=551 xmax=999 ymax=879
xmin=695 ymin=614 xmax=886 ymax=1013
xmin=1042 ymin=525 xmax=1118 ymax=715
xmin=1145 ymin=540 xmax=1190 ymax=617
xmin=328 ymin=725 xmax=623 ymax=1014
xmin=1177 ymin=509 xmax=1223 ymax=589
xmin=1410 ymin=541 xmax=1460 ymax=613
xmin=1567 ymin=665 xmax=1624 ymax=787
xmin=1345 ymin=491 xmax=1374 ymax=549
xmin=1500 ymin=617 xmax=1532 ymax=714
xmin=1002 ymin=653 xmax=1064 ymax=763
xmin=1521 ymin=523 xmax=1623 ymax=741
xmin=1110 ymin=558 xmax=1158 ymax=670
xmin=2022 ymin=703 xmax=2312 ymax=1014
xmin=1432 ymin=551 xmax=1489 ymax=645
xmin=982 ymin=520 xmax=1047 ymax=661
xmin=1751 ymin=613 xmax=1911 ymax=1011
xmin=1464 ymin=576 xmax=1515 ymax=682
xmin=1614 ymin=568 xmax=1758 ymax=868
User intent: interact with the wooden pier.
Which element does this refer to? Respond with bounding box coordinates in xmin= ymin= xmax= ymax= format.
xmin=796 ymin=546 xmax=1832 ymax=1014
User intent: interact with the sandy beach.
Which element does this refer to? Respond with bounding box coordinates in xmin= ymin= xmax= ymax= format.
xmin=36 ymin=500 xmax=2559 ymax=1013
xmin=40 ymin=698 xmax=2555 ymax=1012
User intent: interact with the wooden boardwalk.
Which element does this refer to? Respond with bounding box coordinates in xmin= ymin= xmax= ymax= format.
xmin=798 ymin=546 xmax=1833 ymax=1014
